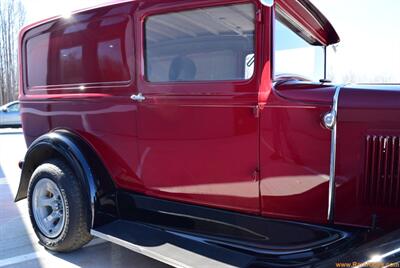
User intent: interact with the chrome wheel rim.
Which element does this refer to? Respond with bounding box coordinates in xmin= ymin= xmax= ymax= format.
xmin=32 ymin=178 xmax=66 ymax=238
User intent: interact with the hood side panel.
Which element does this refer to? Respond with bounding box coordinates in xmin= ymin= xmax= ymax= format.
xmin=335 ymin=86 xmax=400 ymax=230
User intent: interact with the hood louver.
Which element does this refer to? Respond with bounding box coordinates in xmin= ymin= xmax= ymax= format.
xmin=363 ymin=135 xmax=400 ymax=208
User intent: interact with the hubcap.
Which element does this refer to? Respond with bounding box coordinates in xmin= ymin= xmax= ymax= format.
xmin=32 ymin=178 xmax=66 ymax=238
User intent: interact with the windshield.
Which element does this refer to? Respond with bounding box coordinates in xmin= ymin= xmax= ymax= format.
xmin=274 ymin=18 xmax=325 ymax=81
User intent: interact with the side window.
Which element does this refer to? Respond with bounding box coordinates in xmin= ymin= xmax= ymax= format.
xmin=25 ymin=16 xmax=132 ymax=88
xmin=144 ymin=3 xmax=255 ymax=82
xmin=7 ymin=103 xmax=19 ymax=112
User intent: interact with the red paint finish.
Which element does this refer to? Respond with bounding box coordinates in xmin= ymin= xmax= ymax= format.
xmin=19 ymin=0 xmax=270 ymax=216
xmin=335 ymin=85 xmax=400 ymax=230
xmin=136 ymin=99 xmax=260 ymax=213
xmin=20 ymin=1 xmax=146 ymax=194
xmin=275 ymin=0 xmax=339 ymax=45
xmin=19 ymin=0 xmax=400 ymax=231
xmin=259 ymin=82 xmax=335 ymax=224
xmin=132 ymin=0 xmax=264 ymax=213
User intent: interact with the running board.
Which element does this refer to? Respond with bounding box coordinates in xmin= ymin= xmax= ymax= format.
xmin=91 ymin=220 xmax=255 ymax=268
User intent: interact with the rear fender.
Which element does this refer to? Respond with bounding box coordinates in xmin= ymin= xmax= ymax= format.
xmin=15 ymin=129 xmax=117 ymax=228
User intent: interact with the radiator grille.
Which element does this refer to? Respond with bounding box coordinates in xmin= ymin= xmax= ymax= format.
xmin=363 ymin=135 xmax=400 ymax=208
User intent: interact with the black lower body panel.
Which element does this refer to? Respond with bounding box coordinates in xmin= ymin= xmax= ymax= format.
xmin=95 ymin=191 xmax=362 ymax=267
xmin=92 ymin=220 xmax=256 ymax=267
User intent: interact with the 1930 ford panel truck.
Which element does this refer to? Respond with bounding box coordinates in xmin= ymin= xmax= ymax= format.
xmin=15 ymin=0 xmax=400 ymax=266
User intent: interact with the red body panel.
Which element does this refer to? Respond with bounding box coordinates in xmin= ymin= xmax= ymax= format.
xmin=260 ymin=82 xmax=334 ymax=224
xmin=20 ymin=0 xmax=269 ymax=216
xmin=18 ymin=0 xmax=400 ymax=231
xmin=130 ymin=0 xmax=265 ymax=213
xmin=20 ymin=1 xmax=146 ymax=195
xmin=136 ymin=98 xmax=260 ymax=213
xmin=335 ymin=85 xmax=400 ymax=229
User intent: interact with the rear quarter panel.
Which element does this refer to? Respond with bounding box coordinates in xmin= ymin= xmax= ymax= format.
xmin=19 ymin=1 xmax=146 ymax=193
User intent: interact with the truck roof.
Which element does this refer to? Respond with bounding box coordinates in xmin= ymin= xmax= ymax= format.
xmin=19 ymin=0 xmax=339 ymax=46
xmin=276 ymin=0 xmax=339 ymax=45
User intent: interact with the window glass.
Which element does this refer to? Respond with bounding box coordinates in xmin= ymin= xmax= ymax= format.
xmin=26 ymin=16 xmax=131 ymax=88
xmin=26 ymin=33 xmax=49 ymax=87
xmin=274 ymin=19 xmax=324 ymax=81
xmin=59 ymin=46 xmax=83 ymax=84
xmin=7 ymin=103 xmax=19 ymax=112
xmin=145 ymin=3 xmax=255 ymax=82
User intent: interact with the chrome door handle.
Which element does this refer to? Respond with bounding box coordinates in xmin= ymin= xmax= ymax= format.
xmin=130 ymin=93 xmax=146 ymax=102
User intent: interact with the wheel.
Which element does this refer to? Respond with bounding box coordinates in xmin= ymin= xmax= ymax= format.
xmin=27 ymin=159 xmax=92 ymax=252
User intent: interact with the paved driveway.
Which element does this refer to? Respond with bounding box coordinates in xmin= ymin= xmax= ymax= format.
xmin=0 ymin=128 xmax=169 ymax=268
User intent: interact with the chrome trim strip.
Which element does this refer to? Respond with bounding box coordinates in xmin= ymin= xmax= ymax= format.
xmin=91 ymin=229 xmax=190 ymax=268
xmin=169 ymin=229 xmax=350 ymax=256
xmin=327 ymin=86 xmax=342 ymax=222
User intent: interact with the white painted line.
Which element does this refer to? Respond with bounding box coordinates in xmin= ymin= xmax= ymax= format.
xmin=0 ymin=253 xmax=38 ymax=267
xmin=0 ymin=238 xmax=107 ymax=267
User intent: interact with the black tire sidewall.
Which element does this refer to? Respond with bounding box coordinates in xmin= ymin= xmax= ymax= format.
xmin=27 ymin=159 xmax=91 ymax=252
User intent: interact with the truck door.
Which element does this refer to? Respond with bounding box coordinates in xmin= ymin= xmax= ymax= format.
xmin=134 ymin=1 xmax=263 ymax=214
xmin=259 ymin=11 xmax=333 ymax=224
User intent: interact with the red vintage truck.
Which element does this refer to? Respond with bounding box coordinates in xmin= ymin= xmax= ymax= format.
xmin=15 ymin=0 xmax=400 ymax=266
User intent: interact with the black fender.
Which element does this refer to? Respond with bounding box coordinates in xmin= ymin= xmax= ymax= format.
xmin=15 ymin=129 xmax=117 ymax=228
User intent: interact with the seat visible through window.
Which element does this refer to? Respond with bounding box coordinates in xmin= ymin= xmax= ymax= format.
xmin=145 ymin=3 xmax=255 ymax=82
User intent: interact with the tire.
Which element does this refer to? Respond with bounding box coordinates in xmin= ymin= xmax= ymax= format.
xmin=27 ymin=159 xmax=92 ymax=252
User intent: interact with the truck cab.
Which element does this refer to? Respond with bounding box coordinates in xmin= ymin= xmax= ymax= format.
xmin=15 ymin=0 xmax=400 ymax=266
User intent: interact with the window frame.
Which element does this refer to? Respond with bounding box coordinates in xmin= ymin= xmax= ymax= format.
xmin=136 ymin=0 xmax=262 ymax=96
xmin=143 ymin=3 xmax=256 ymax=84
xmin=7 ymin=103 xmax=19 ymax=112
xmin=21 ymin=9 xmax=135 ymax=96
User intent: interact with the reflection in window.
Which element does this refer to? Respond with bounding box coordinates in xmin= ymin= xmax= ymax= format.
xmin=26 ymin=33 xmax=50 ymax=87
xmin=60 ymin=46 xmax=83 ymax=84
xmin=97 ymin=39 xmax=129 ymax=82
xmin=145 ymin=3 xmax=255 ymax=82
xmin=64 ymin=22 xmax=88 ymax=34
xmin=25 ymin=15 xmax=131 ymax=87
